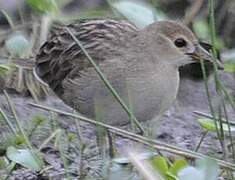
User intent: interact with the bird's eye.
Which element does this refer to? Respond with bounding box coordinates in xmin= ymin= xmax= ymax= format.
xmin=174 ymin=38 xmax=187 ymax=48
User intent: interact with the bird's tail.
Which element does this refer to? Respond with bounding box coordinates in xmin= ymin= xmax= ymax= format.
xmin=0 ymin=57 xmax=48 ymax=99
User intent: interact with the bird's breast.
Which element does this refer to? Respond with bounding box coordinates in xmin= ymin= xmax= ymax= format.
xmin=124 ymin=67 xmax=179 ymax=122
xmin=61 ymin=62 xmax=179 ymax=126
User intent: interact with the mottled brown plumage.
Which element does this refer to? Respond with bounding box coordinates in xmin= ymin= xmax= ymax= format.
xmin=35 ymin=19 xmax=222 ymax=126
xmin=36 ymin=20 xmax=137 ymax=94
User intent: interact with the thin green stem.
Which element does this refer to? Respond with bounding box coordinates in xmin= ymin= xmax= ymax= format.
xmin=199 ymin=59 xmax=223 ymax=150
xmin=1 ymin=10 xmax=15 ymax=30
xmin=58 ymin=130 xmax=70 ymax=179
xmin=194 ymin=130 xmax=208 ymax=152
xmin=219 ymin=81 xmax=235 ymax=110
xmin=222 ymin=96 xmax=235 ymax=162
xmin=208 ymin=0 xmax=227 ymax=155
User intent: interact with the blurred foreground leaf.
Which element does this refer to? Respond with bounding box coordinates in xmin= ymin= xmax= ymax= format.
xmin=111 ymin=0 xmax=166 ymax=28
xmin=6 ymin=146 xmax=44 ymax=171
xmin=5 ymin=32 xmax=30 ymax=57
xmin=179 ymin=166 xmax=203 ymax=180
xmin=196 ymin=158 xmax=219 ymax=180
xmin=193 ymin=19 xmax=224 ymax=49
xmin=179 ymin=158 xmax=219 ymax=180
xmin=193 ymin=19 xmax=210 ymax=40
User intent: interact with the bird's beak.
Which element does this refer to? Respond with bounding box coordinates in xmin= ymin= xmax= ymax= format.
xmin=187 ymin=45 xmax=224 ymax=70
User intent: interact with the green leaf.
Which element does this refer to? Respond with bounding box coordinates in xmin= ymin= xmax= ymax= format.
xmin=150 ymin=156 xmax=169 ymax=177
xmin=0 ymin=157 xmax=8 ymax=169
xmin=68 ymin=133 xmax=77 ymax=142
xmin=0 ymin=64 xmax=10 ymax=77
xmin=10 ymin=134 xmax=27 ymax=146
xmin=26 ymin=0 xmax=58 ymax=14
xmin=5 ymin=32 xmax=30 ymax=57
xmin=198 ymin=118 xmax=235 ymax=132
xmin=224 ymin=60 xmax=235 ymax=73
xmin=111 ymin=0 xmax=166 ymax=28
xmin=168 ymin=159 xmax=188 ymax=176
xmin=6 ymin=146 xmax=43 ymax=171
xmin=32 ymin=115 xmax=47 ymax=125
xmin=198 ymin=118 xmax=217 ymax=131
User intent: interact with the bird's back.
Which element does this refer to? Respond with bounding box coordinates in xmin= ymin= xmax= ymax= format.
xmin=35 ymin=19 xmax=137 ymax=96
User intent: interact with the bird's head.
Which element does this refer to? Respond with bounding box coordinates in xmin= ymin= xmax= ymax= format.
xmin=141 ymin=21 xmax=223 ymax=70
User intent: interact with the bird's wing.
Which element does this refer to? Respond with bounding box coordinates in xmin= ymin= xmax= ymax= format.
xmin=35 ymin=19 xmax=137 ymax=96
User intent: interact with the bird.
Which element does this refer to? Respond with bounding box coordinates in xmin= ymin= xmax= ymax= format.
xmin=35 ymin=19 xmax=223 ymax=126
